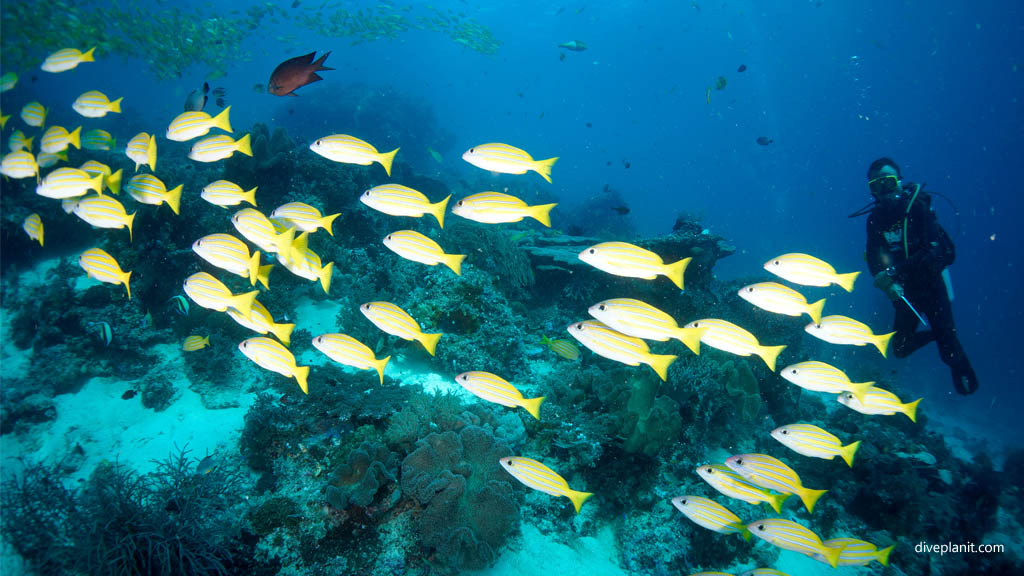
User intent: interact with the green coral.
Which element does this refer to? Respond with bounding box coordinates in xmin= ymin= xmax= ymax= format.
xmin=721 ymin=359 xmax=761 ymax=422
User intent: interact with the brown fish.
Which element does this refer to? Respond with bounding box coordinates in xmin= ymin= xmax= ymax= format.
xmin=268 ymin=51 xmax=333 ymax=96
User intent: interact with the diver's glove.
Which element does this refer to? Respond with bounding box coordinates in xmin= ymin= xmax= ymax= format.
xmin=873 ymin=268 xmax=904 ymax=301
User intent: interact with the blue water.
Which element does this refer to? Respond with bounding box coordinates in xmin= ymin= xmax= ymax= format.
xmin=2 ymin=0 xmax=1022 ymax=574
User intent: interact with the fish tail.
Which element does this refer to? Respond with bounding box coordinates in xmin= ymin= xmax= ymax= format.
xmin=81 ymin=47 xmax=96 ymax=62
xmin=109 ymin=97 xmax=122 ymax=114
xmin=837 ymin=270 xmax=860 ymax=292
xmin=873 ymin=331 xmax=895 ymax=357
xmin=88 ymin=172 xmax=104 ymax=194
xmin=313 ymin=50 xmax=333 ymax=70
xmin=566 ymin=489 xmax=593 ymax=514
xmin=758 ymin=344 xmax=787 ymax=372
xmin=247 ymin=251 xmax=261 ymax=286
xmin=318 ymin=262 xmax=334 ymax=294
xmin=820 ymin=543 xmax=843 ymax=569
xmin=211 ymin=105 xmax=232 ymax=133
xmin=244 ymin=186 xmax=258 ymax=207
xmin=733 ymin=523 xmax=752 ymax=542
xmin=767 ymin=492 xmax=792 ymax=514
xmin=674 ymin=326 xmax=705 ymax=355
xmin=807 ymin=298 xmax=826 ymax=324
xmin=320 ymin=212 xmax=341 ymax=236
xmin=293 ymin=365 xmax=310 ymax=394
xmin=125 ymin=211 xmax=135 ymax=242
xmin=271 ymin=322 xmax=295 ymax=347
xmin=443 ymin=253 xmax=466 ymax=276
xmin=122 ymin=270 xmax=132 ymax=300
xmin=876 ymin=544 xmax=895 ymax=566
xmin=903 ymin=398 xmax=922 ymax=423
xmin=165 ymin=184 xmax=183 ymax=216
xmin=432 ymin=195 xmax=451 ymax=228
xmin=233 ymin=290 xmax=259 ymax=320
xmin=528 ymin=203 xmax=557 ymax=227
xmin=800 ymin=487 xmax=827 ymax=513
xmin=846 ymin=381 xmax=875 ymax=405
xmin=663 ymin=256 xmax=692 ymax=290
xmin=418 ymin=331 xmax=443 ymax=356
xmin=274 ymin=227 xmax=299 ymax=260
xmin=257 ymin=264 xmax=273 ymax=290
xmin=68 ymin=126 xmax=82 ymax=149
xmin=235 ymin=133 xmax=252 ymax=157
xmin=107 ymin=168 xmax=123 ymax=195
xmin=145 ymin=134 xmax=157 ymax=171
xmin=648 ymin=353 xmax=678 ymax=381
xmin=378 ymin=147 xmax=399 ymax=176
xmin=839 ymin=440 xmax=861 ymax=467
xmin=38 ymin=225 xmax=44 ymax=247
xmin=533 ymin=156 xmax=558 ymax=183
xmin=520 ymin=396 xmax=545 ymax=420
xmin=373 ymin=355 xmax=391 ymax=386
xmin=25 ymin=136 xmax=34 ymax=150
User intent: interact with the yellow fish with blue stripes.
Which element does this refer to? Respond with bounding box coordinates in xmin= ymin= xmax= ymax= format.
xmin=695 ymin=464 xmax=791 ymax=514
xmin=72 ymin=90 xmax=122 ymax=118
xmin=451 ymin=191 xmax=557 ymax=227
xmin=838 ymin=386 xmax=921 ymax=422
xmin=127 ymin=174 xmax=183 ymax=215
xmin=40 ymin=125 xmax=81 ymax=154
xmin=360 ymin=301 xmax=442 ymax=356
xmin=1 ymin=72 xmax=17 ymax=92
xmin=500 ymin=456 xmax=592 ymax=513
xmin=313 ymin=333 xmax=390 ymax=385
xmin=814 ymin=538 xmax=894 ymax=567
xmin=36 ymin=150 xmax=67 ymax=169
xmin=79 ymin=160 xmax=123 ymax=195
xmin=579 ymin=242 xmax=690 ymax=290
xmin=36 ymin=167 xmax=103 ymax=199
xmin=383 ymin=230 xmax=465 ymax=275
xmin=456 ymin=371 xmax=545 ymax=419
xmin=771 ymin=423 xmax=861 ymax=467
xmin=725 ymin=453 xmax=827 ymax=513
xmin=239 ymin=336 xmax=310 ymax=394
xmin=202 ymin=180 xmax=257 ymax=208
xmin=779 ymin=360 xmax=873 ymax=404
xmin=270 ymin=202 xmax=340 ymax=235
xmin=82 ymin=129 xmax=116 ymax=151
xmin=359 ymin=183 xmax=449 ymax=228
xmin=227 ymin=300 xmax=292 ymax=346
xmin=41 ymin=47 xmax=95 ymax=72
xmin=1 ymin=151 xmax=38 ymax=180
xmin=192 ymin=233 xmax=271 ymax=289
xmin=462 ymin=143 xmax=558 ymax=183
xmin=539 ymin=335 xmax=580 ymax=360
xmin=9 ymin=130 xmax=33 ymax=152
xmin=166 ymin=106 xmax=232 ymax=141
xmin=746 ymin=518 xmax=844 ymax=568
xmin=79 ymin=248 xmax=131 ymax=299
xmin=683 ymin=318 xmax=786 ymax=371
xmin=277 ymin=233 xmax=333 ymax=294
xmin=231 ymin=208 xmax=300 ymax=258
xmin=188 ymin=133 xmax=251 ymax=163
xmin=671 ymin=495 xmax=751 ymax=540
xmin=183 ymin=335 xmax=210 ymax=352
xmin=588 ymin=298 xmax=704 ymax=355
xmin=805 ymin=315 xmax=894 ymax=357
xmin=183 ymin=271 xmax=258 ymax=319
xmin=125 ymin=132 xmax=157 ymax=172
xmin=309 ymin=134 xmax=398 ymax=176
xmin=764 ymin=253 xmax=860 ymax=292
xmin=567 ymin=319 xmax=677 ymax=381
xmin=71 ymin=195 xmax=135 ymax=239
xmin=738 ymin=281 xmax=825 ymax=324
xmin=22 ymin=213 xmax=43 ymax=247
xmin=20 ymin=102 xmax=47 ymax=127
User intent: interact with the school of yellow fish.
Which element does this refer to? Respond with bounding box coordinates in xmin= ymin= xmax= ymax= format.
xmin=1 ymin=48 xmax=917 ymax=573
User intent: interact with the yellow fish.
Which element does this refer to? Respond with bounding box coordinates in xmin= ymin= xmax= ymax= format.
xmin=383 ymin=230 xmax=465 ymax=275
xmin=695 ymin=464 xmax=791 ymax=514
xmin=539 ymin=335 xmax=580 ymax=360
xmin=71 ymin=195 xmax=135 ymax=240
xmin=188 ymin=133 xmax=251 ymax=163
xmin=79 ymin=160 xmax=123 ymax=195
xmin=360 ymin=184 xmax=450 ymax=228
xmin=20 ymin=102 xmax=47 ymax=128
xmin=499 ymin=456 xmax=592 ymax=513
xmin=270 ymin=202 xmax=340 ymax=235
xmin=40 ymin=125 xmax=82 ymax=154
xmin=683 ymin=318 xmax=786 ymax=371
xmin=579 ymin=242 xmax=690 ymax=290
xmin=36 ymin=167 xmax=103 ymax=199
xmin=277 ymin=234 xmax=333 ymax=294
xmin=764 ymin=253 xmax=860 ymax=292
xmin=838 ymin=387 xmax=921 ymax=422
xmin=227 ymin=300 xmax=294 ymax=345
xmin=0 ymin=72 xmax=17 ymax=92
xmin=41 ymin=47 xmax=96 ymax=73
xmin=671 ymin=496 xmax=751 ymax=540
xmin=771 ymin=423 xmax=861 ymax=467
xmin=738 ymin=282 xmax=825 ymax=324
xmin=462 ymin=143 xmax=558 ymax=183
xmin=746 ymin=518 xmax=844 ymax=569
xmin=0 ymin=113 xmax=7 ymax=129
xmin=125 ymin=132 xmax=157 ymax=172
xmin=451 ymin=191 xmax=556 ymax=227
xmin=1 ymin=151 xmax=38 ymax=180
xmin=72 ymin=90 xmax=122 ymax=118
xmin=82 ymin=129 xmax=116 ymax=151
xmin=183 ymin=335 xmax=210 ymax=352
xmin=166 ymin=106 xmax=232 ymax=142
xmin=182 ymin=272 xmax=258 ymax=319
xmin=231 ymin=208 xmax=300 ymax=257
xmin=22 ymin=213 xmax=43 ymax=246
xmin=588 ymin=298 xmax=704 ymax=355
xmin=239 ymin=337 xmax=310 ymax=394
xmin=567 ymin=319 xmax=677 ymax=381
xmin=126 ymin=174 xmax=183 ymax=215
xmin=9 ymin=130 xmax=34 ymax=152
xmin=455 ymin=371 xmax=545 ymax=419
xmin=202 ymin=180 xmax=258 ymax=208
xmin=79 ymin=247 xmax=131 ymax=299
xmin=360 ymin=301 xmax=442 ymax=356
xmin=725 ymin=454 xmax=826 ymax=513
xmin=779 ymin=360 xmax=874 ymax=404
xmin=805 ymin=315 xmax=894 ymax=357
xmin=36 ymin=150 xmax=67 ymax=169
xmin=815 ymin=538 xmax=894 ymax=567
xmin=309 ymin=134 xmax=398 ymax=176
xmin=192 ymin=233 xmax=271 ymax=289
xmin=312 ymin=333 xmax=390 ymax=385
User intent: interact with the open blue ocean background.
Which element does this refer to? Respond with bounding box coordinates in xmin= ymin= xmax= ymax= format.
xmin=2 ymin=1 xmax=1022 ymax=574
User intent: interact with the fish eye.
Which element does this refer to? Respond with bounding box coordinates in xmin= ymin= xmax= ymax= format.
xmin=790 ymin=369 xmax=798 ymax=374
xmin=196 ymin=240 xmax=202 ymax=246
xmin=242 ymin=342 xmax=247 ymax=348
xmin=758 ymin=524 xmax=765 ymax=531
xmin=386 ymin=235 xmax=392 ymax=240
xmin=315 ymin=140 xmax=321 ymax=146
xmin=598 ymin=305 xmax=605 ymax=311
xmin=773 ymin=260 xmax=780 ymax=265
xmin=692 ymin=322 xmax=700 ymax=328
xmin=469 ymin=148 xmax=474 ymax=153
xmin=680 ymin=498 xmax=687 ymax=505
xmin=457 ymin=200 xmax=463 ymax=206
xmin=735 ymin=458 xmax=743 ymax=465
xmin=588 ymin=248 xmax=595 ymax=254
xmin=781 ymin=429 xmax=788 ymax=435
xmin=316 ymin=336 xmax=321 ymax=343
xmin=576 ymin=323 xmax=583 ymax=330
xmin=747 ymin=287 xmax=754 ymax=292
xmin=461 ymin=375 xmax=468 ymax=380
xmin=815 ymin=324 xmax=822 ymax=329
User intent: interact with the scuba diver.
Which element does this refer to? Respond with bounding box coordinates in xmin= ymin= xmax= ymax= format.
xmin=857 ymin=157 xmax=978 ymax=395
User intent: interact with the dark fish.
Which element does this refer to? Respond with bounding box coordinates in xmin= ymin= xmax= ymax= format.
xmin=612 ymin=205 xmax=630 ymax=215
xmin=622 ymin=159 xmax=631 ymax=169
xmin=93 ymin=321 xmax=112 ymax=346
xmin=184 ymin=82 xmax=209 ymax=111
xmin=268 ymin=51 xmax=333 ymax=97
xmin=252 ymin=83 xmax=265 ymax=93
xmin=586 ymin=122 xmax=592 ymax=128
xmin=197 ymin=454 xmax=217 ymax=475
xmin=737 ymin=64 xmax=747 ymax=73
xmin=211 ymin=86 xmax=227 ymax=108
xmin=291 ymin=0 xmax=300 ymax=7
xmin=559 ymin=53 xmax=566 ymax=62
xmin=122 ymin=390 xmax=137 ymax=400
xmin=715 ymin=76 xmax=727 ymax=90
xmin=757 ymin=136 xmax=774 ymax=146
xmin=558 ymin=40 xmax=587 ymax=52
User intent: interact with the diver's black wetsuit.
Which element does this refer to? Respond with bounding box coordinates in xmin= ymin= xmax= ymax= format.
xmin=866 ymin=184 xmax=978 ymax=395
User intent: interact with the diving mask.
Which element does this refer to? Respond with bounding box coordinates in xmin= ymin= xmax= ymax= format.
xmin=869 ymin=173 xmax=900 ymax=196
